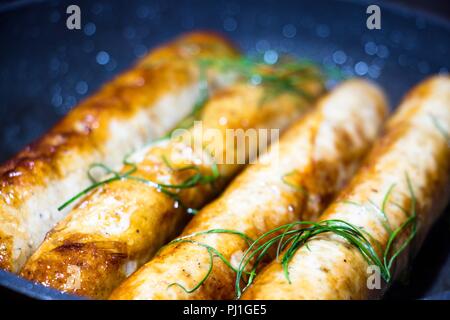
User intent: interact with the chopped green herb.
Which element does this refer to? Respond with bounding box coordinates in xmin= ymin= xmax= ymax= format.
xmin=430 ymin=114 xmax=450 ymax=145
xmin=58 ymin=152 xmax=220 ymax=214
xmin=165 ymin=173 xmax=417 ymax=298
xmin=281 ymin=170 xmax=308 ymax=196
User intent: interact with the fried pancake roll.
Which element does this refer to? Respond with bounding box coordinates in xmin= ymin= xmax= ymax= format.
xmin=109 ymin=78 xmax=388 ymax=300
xmin=0 ymin=32 xmax=239 ymax=272
xmin=20 ymin=62 xmax=324 ymax=298
xmin=241 ymin=75 xmax=450 ymax=300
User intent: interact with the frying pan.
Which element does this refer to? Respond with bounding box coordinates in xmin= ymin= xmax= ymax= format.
xmin=0 ymin=0 xmax=449 ymax=300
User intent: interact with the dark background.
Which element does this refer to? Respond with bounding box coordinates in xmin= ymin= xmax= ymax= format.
xmin=394 ymin=0 xmax=449 ymax=19
xmin=0 ymin=0 xmax=449 ymax=300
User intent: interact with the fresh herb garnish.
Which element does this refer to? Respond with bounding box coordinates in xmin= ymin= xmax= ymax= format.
xmin=234 ymin=172 xmax=417 ymax=297
xmin=199 ymin=56 xmax=323 ymax=105
xmin=58 ymin=54 xmax=324 ymax=217
xmin=165 ymin=229 xmax=254 ymax=293
xmin=281 ymin=170 xmax=308 ymax=196
xmin=58 ymin=151 xmax=220 ymax=213
xmin=430 ymin=114 xmax=450 ymax=145
xmin=165 ymin=173 xmax=417 ymax=298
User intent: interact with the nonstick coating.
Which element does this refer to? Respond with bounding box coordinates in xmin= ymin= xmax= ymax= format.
xmin=0 ymin=0 xmax=449 ymax=300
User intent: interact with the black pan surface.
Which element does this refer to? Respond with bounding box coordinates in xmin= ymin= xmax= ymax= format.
xmin=0 ymin=0 xmax=449 ymax=300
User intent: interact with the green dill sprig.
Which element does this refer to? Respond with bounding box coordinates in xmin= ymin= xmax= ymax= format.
xmin=198 ymin=55 xmax=324 ymax=104
xmin=58 ymin=60 xmax=216 ymax=213
xmin=59 ymin=54 xmax=324 ymax=213
xmin=429 ymin=114 xmax=450 ymax=146
xmin=165 ymin=229 xmax=254 ymax=293
xmin=281 ymin=170 xmax=308 ymax=196
xmin=58 ymin=152 xmax=141 ymax=211
xmin=233 ymin=172 xmax=417 ymax=297
xmin=164 ymin=173 xmax=417 ymax=298
xmin=57 ymin=151 xmax=220 ymax=213
xmin=233 ymin=219 xmax=385 ymax=298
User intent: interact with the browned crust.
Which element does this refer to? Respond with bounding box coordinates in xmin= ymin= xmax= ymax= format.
xmin=0 ymin=31 xmax=238 ymax=207
xmin=241 ymin=75 xmax=450 ymax=300
xmin=0 ymin=32 xmax=238 ymax=272
xmin=20 ymin=235 xmax=128 ymax=299
xmin=108 ymin=79 xmax=388 ymax=300
xmin=20 ymin=78 xmax=324 ymax=299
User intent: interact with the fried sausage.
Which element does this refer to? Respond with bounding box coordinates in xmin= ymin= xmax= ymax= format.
xmin=241 ymin=75 xmax=450 ymax=300
xmin=109 ymin=78 xmax=388 ymax=300
xmin=20 ymin=69 xmax=324 ymax=298
xmin=0 ymin=32 xmax=239 ymax=273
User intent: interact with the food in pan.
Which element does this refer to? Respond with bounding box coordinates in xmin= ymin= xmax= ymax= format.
xmin=109 ymin=79 xmax=388 ymax=300
xmin=1 ymin=29 xmax=448 ymax=301
xmin=0 ymin=32 xmax=239 ymax=272
xmin=20 ymin=55 xmax=324 ymax=298
xmin=240 ymin=75 xmax=450 ymax=300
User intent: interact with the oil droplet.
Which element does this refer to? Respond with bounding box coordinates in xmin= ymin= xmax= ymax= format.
xmin=332 ymin=50 xmax=347 ymax=65
xmin=75 ymin=81 xmax=88 ymax=95
xmin=376 ymin=45 xmax=389 ymax=58
xmin=250 ymin=74 xmax=262 ymax=85
xmin=368 ymin=64 xmax=381 ymax=79
xmin=316 ymin=24 xmax=330 ymax=38
xmin=256 ymin=40 xmax=270 ymax=53
xmin=134 ymin=44 xmax=147 ymax=58
xmin=282 ymin=24 xmax=297 ymax=38
xmin=364 ymin=41 xmax=378 ymax=56
xmin=264 ymin=50 xmax=278 ymax=65
xmin=105 ymin=59 xmax=118 ymax=72
xmin=83 ymin=22 xmax=96 ymax=36
xmin=223 ymin=17 xmax=237 ymax=32
xmin=8 ymin=171 xmax=22 ymax=178
xmin=51 ymin=94 xmax=63 ymax=107
xmin=354 ymin=61 xmax=368 ymax=76
xmin=123 ymin=26 xmax=136 ymax=40
xmin=96 ymin=51 xmax=110 ymax=65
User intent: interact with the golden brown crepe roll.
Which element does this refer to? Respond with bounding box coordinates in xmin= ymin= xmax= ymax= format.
xmin=20 ymin=64 xmax=324 ymax=298
xmin=0 ymin=32 xmax=239 ymax=273
xmin=109 ymin=78 xmax=388 ymax=300
xmin=241 ymin=75 xmax=450 ymax=300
